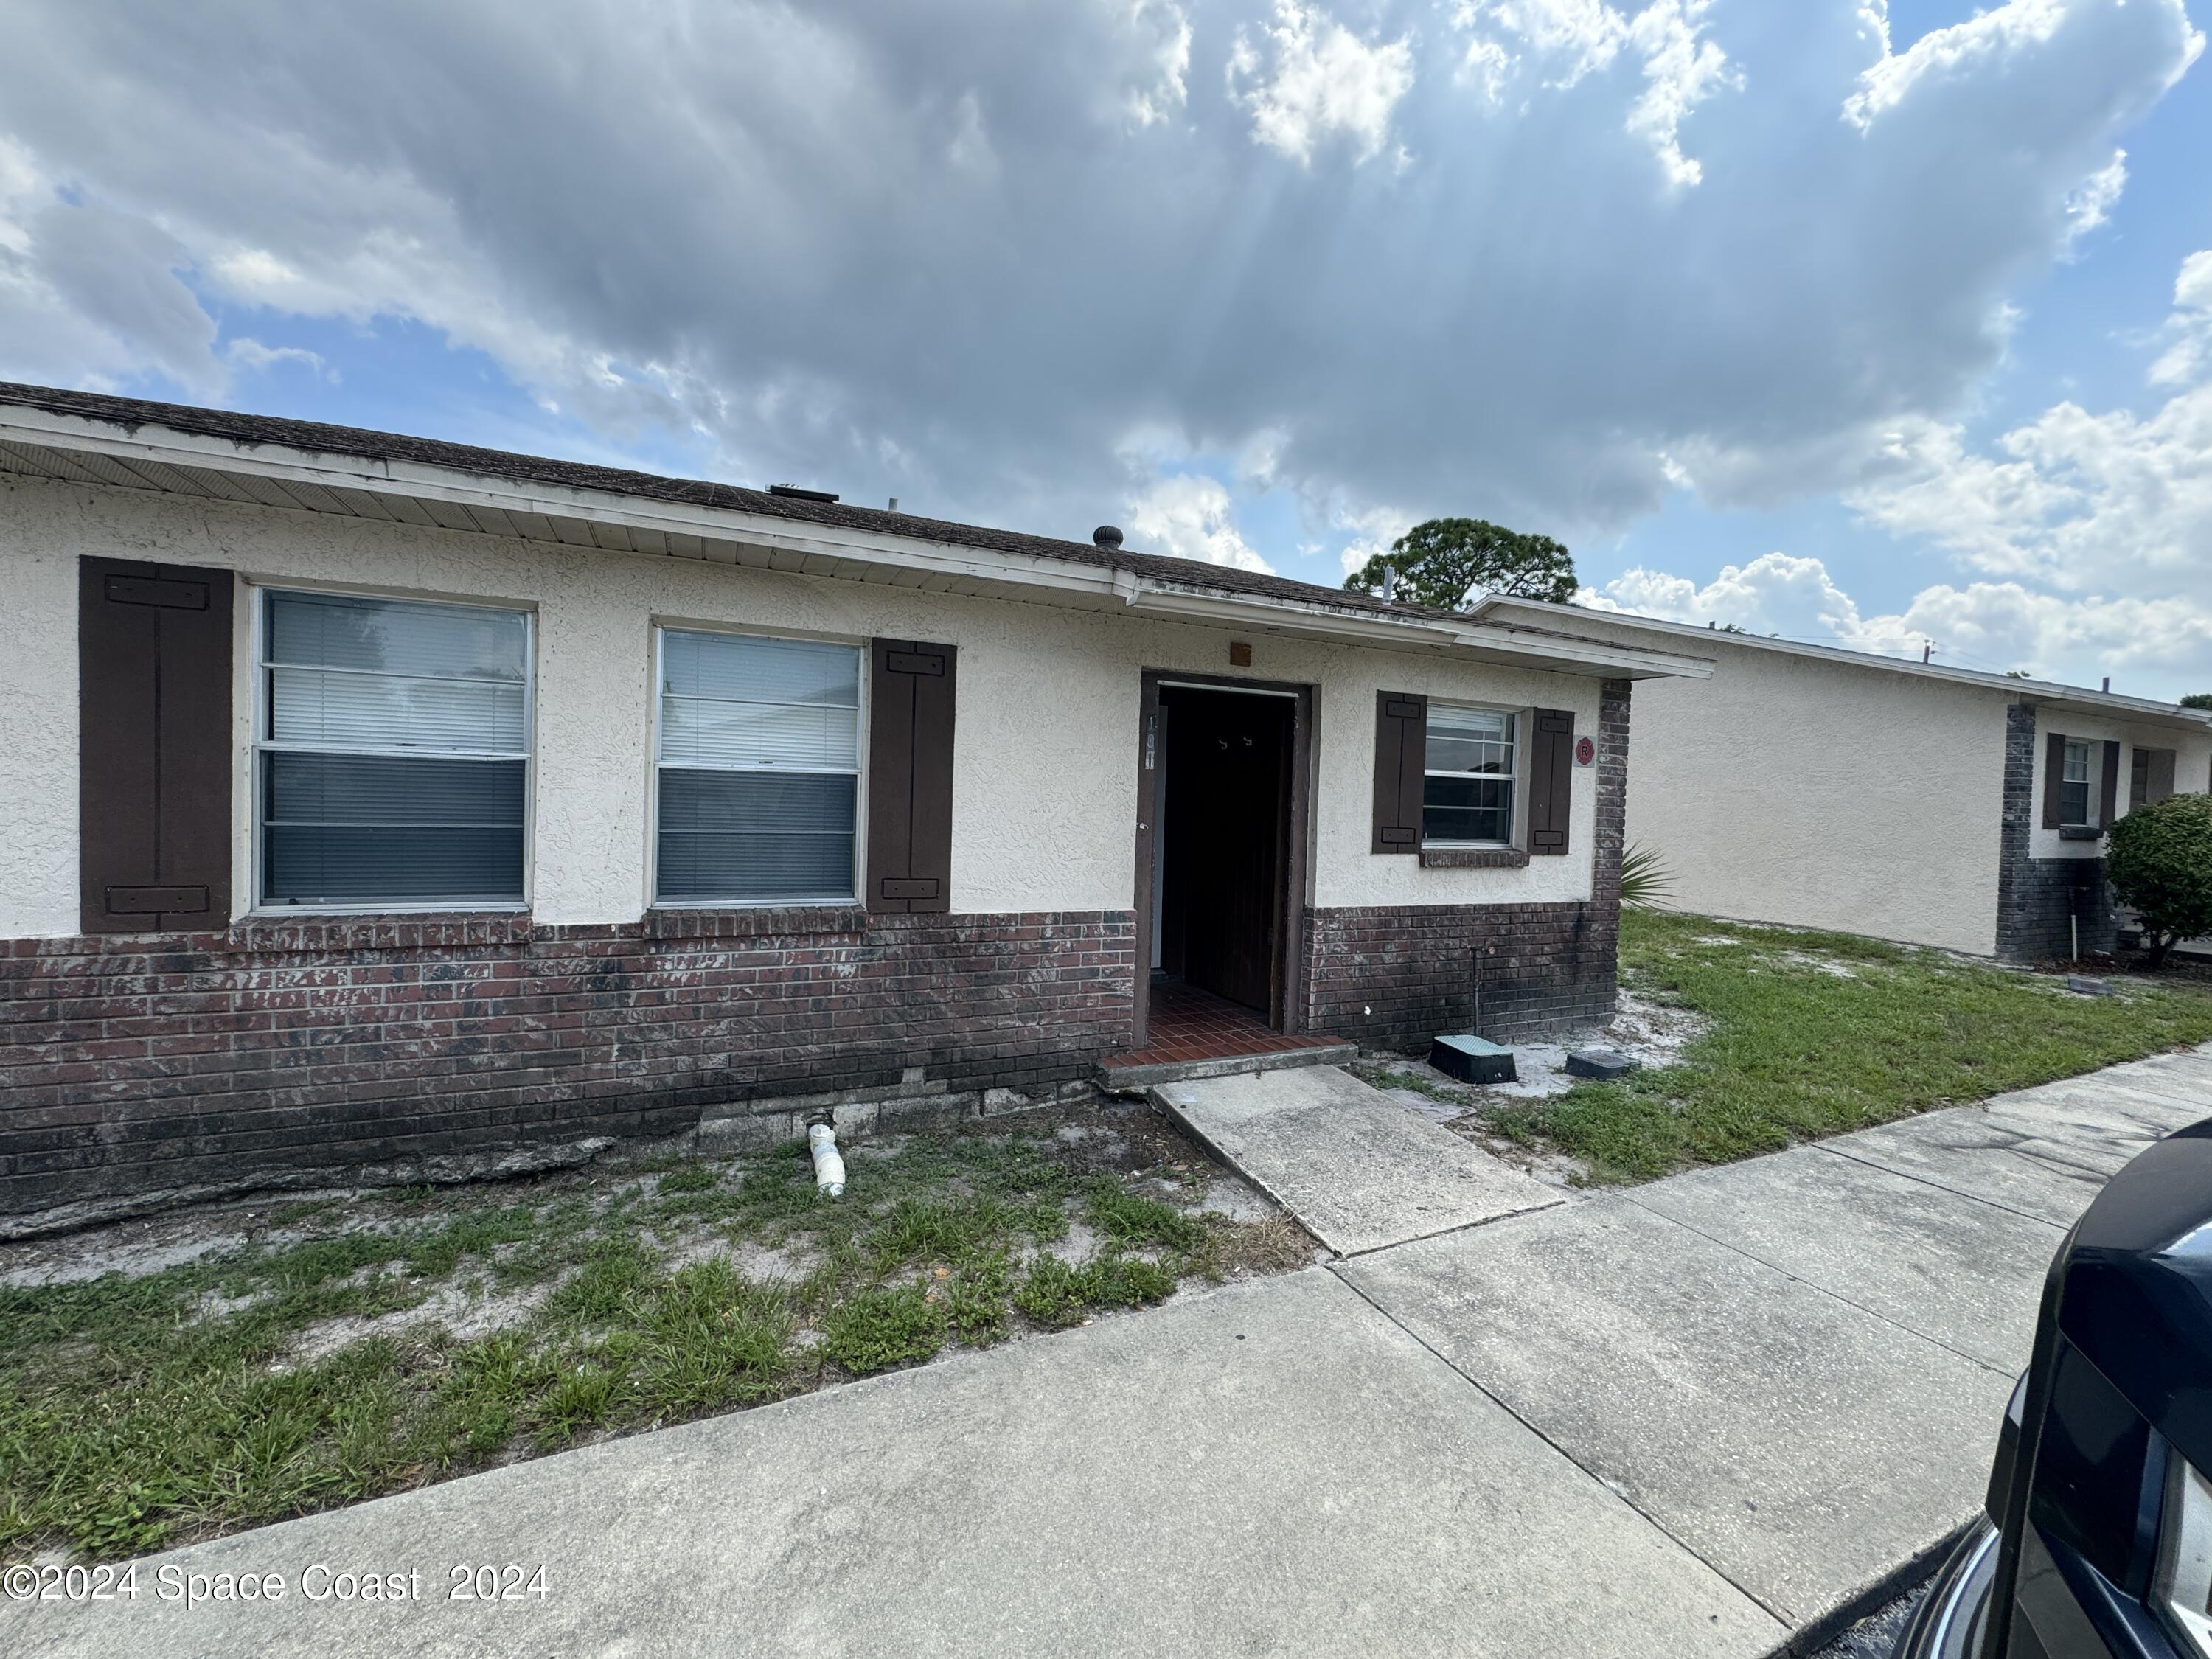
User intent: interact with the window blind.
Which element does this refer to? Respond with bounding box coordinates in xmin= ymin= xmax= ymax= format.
xmin=1423 ymin=705 xmax=1517 ymax=845
xmin=655 ymin=630 xmax=861 ymax=904
xmin=258 ymin=591 xmax=530 ymax=906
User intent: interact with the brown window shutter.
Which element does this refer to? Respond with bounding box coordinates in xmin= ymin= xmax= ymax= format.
xmin=2041 ymin=732 xmax=2066 ymax=830
xmin=2098 ymin=740 xmax=2121 ymax=828
xmin=78 ymin=557 xmax=234 ymax=933
xmin=1528 ymin=708 xmax=1575 ymax=855
xmin=866 ymin=639 xmax=957 ymax=913
xmin=2147 ymin=748 xmax=2176 ymax=805
xmin=1371 ymin=691 xmax=1426 ymax=853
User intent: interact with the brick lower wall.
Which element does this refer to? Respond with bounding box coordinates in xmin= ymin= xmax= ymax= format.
xmin=0 ymin=908 xmax=1135 ymax=1221
xmin=1301 ymin=678 xmax=1630 ymax=1049
xmin=1302 ymin=900 xmax=1619 ymax=1048
xmin=1997 ymin=857 xmax=2118 ymax=963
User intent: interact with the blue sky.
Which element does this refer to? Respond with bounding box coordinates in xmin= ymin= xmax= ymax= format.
xmin=2 ymin=0 xmax=2208 ymax=696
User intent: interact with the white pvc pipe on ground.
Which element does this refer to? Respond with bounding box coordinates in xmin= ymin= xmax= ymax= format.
xmin=809 ymin=1122 xmax=846 ymax=1197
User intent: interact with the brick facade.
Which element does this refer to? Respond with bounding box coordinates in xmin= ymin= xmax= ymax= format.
xmin=1994 ymin=702 xmax=2117 ymax=962
xmin=0 ymin=909 xmax=1134 ymax=1222
xmin=1301 ymin=678 xmax=1630 ymax=1048
xmin=1 ymin=681 xmax=1635 ymax=1225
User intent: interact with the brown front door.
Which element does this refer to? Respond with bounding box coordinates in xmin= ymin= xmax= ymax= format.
xmin=1155 ymin=685 xmax=1294 ymax=1017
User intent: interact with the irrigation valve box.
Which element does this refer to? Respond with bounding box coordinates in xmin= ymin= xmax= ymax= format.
xmin=1427 ymin=1033 xmax=1517 ymax=1085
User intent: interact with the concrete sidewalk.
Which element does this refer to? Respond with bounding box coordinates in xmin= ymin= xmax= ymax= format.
xmin=8 ymin=1044 xmax=2208 ymax=1659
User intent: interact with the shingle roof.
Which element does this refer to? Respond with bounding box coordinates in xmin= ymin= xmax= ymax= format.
xmin=0 ymin=380 xmax=1438 ymax=623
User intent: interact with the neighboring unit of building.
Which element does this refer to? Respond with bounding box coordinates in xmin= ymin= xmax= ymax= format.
xmin=1484 ymin=597 xmax=2212 ymax=961
xmin=0 ymin=385 xmax=1711 ymax=1226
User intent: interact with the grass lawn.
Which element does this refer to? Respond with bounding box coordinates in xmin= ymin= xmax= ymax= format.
xmin=1484 ymin=910 xmax=2212 ymax=1183
xmin=0 ymin=1107 xmax=1308 ymax=1565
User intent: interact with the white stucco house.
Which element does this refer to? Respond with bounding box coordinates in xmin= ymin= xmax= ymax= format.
xmin=0 ymin=383 xmax=1712 ymax=1227
xmin=1484 ymin=597 xmax=2212 ymax=961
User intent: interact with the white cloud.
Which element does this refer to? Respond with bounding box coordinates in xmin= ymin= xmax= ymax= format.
xmin=1844 ymin=248 xmax=2212 ymax=603
xmin=0 ymin=0 xmax=2199 ymax=553
xmin=2060 ymin=147 xmax=2127 ymax=253
xmin=1127 ymin=473 xmax=1274 ymax=572
xmin=1621 ymin=1 xmax=1736 ymax=187
xmin=1228 ymin=1 xmax=1415 ymax=164
xmin=2151 ymin=249 xmax=2212 ymax=387
xmin=224 ymin=337 xmax=331 ymax=379
xmin=1845 ymin=0 xmax=2076 ymax=128
xmin=1450 ymin=0 xmax=1736 ymax=185
xmin=1586 ymin=552 xmax=1871 ymax=641
xmin=1121 ymin=0 xmax=1194 ymax=127
xmin=1582 ymin=243 xmax=2212 ymax=700
xmin=1334 ymin=501 xmax=1416 ymax=575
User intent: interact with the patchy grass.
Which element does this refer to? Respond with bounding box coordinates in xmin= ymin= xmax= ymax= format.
xmin=1478 ymin=910 xmax=2212 ymax=1183
xmin=1348 ymin=1065 xmax=1464 ymax=1105
xmin=1 ymin=1109 xmax=1312 ymax=1565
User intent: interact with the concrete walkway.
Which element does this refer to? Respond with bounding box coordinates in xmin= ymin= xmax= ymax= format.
xmin=8 ymin=1045 xmax=2209 ymax=1659
xmin=1152 ymin=1064 xmax=1562 ymax=1253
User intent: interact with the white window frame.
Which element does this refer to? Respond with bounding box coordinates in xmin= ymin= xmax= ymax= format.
xmin=249 ymin=584 xmax=536 ymax=915
xmin=2060 ymin=738 xmax=2095 ymax=828
xmin=1421 ymin=700 xmax=1525 ymax=850
xmin=647 ymin=622 xmax=868 ymax=910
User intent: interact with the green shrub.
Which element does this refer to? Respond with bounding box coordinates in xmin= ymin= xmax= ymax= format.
xmin=2107 ymin=794 xmax=2212 ymax=968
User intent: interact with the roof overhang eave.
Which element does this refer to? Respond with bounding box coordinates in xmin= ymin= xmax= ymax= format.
xmin=0 ymin=404 xmax=1709 ymax=679
xmin=1470 ymin=592 xmax=2212 ymax=728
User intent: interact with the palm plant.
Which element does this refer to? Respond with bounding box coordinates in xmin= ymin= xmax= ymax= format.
xmin=1617 ymin=841 xmax=1675 ymax=911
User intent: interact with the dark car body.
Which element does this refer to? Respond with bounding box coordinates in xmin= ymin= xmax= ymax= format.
xmin=1896 ymin=1119 xmax=2212 ymax=1658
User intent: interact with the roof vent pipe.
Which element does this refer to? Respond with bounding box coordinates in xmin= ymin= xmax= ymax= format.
xmin=887 ymin=497 xmax=899 ymax=512
xmin=1380 ymin=565 xmax=1398 ymax=602
xmin=1093 ymin=525 xmax=1124 ymax=550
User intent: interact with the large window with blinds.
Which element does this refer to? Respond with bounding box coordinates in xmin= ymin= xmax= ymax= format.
xmin=257 ymin=590 xmax=532 ymax=908
xmin=654 ymin=628 xmax=862 ymax=905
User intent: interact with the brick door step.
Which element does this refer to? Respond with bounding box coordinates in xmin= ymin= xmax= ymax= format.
xmin=1095 ymin=1042 xmax=1357 ymax=1094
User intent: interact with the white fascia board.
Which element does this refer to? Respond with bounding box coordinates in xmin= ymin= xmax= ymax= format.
xmin=0 ymin=406 xmax=1125 ymax=603
xmin=1127 ymin=585 xmax=1710 ymax=678
xmin=2017 ymin=691 xmax=2212 ymax=734
xmin=1473 ymin=593 xmax=2212 ymax=728
xmin=4 ymin=405 xmax=1708 ymax=678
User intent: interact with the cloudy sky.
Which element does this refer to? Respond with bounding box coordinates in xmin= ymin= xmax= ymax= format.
xmin=2 ymin=0 xmax=2208 ymax=696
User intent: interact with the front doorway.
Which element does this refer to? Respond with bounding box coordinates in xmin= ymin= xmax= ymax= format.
xmin=1129 ymin=672 xmax=1315 ymax=1054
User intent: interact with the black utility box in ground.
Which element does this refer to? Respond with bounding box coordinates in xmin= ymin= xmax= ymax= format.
xmin=1429 ymin=1034 xmax=1517 ymax=1084
xmin=1565 ymin=1048 xmax=1641 ymax=1080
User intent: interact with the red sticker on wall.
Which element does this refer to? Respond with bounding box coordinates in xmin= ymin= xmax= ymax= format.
xmin=1574 ymin=736 xmax=1596 ymax=767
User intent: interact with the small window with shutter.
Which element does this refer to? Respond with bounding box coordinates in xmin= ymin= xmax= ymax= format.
xmin=2059 ymin=740 xmax=2093 ymax=827
xmin=1422 ymin=705 xmax=1518 ymax=845
xmin=654 ymin=628 xmax=862 ymax=905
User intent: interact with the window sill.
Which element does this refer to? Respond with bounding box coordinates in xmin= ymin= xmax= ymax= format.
xmin=646 ymin=905 xmax=869 ymax=940
xmin=225 ymin=911 xmax=537 ymax=953
xmin=1420 ymin=846 xmax=1529 ymax=869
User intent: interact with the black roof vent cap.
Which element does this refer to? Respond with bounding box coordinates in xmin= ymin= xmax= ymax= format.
xmin=1093 ymin=524 xmax=1124 ymax=549
xmin=769 ymin=484 xmax=839 ymax=504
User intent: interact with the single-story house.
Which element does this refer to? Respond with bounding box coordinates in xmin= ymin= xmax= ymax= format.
xmin=0 ymin=384 xmax=1710 ymax=1226
xmin=1479 ymin=597 xmax=2212 ymax=961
